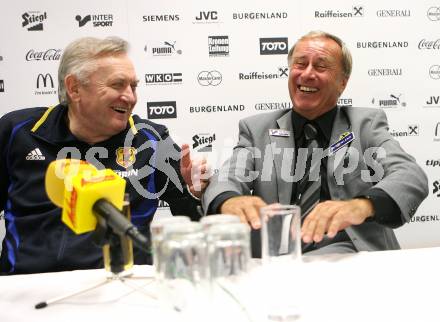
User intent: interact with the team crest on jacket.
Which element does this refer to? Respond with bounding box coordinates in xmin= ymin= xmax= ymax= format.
xmin=116 ymin=147 xmax=137 ymax=168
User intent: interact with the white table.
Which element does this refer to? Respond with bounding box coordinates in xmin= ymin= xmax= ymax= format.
xmin=1 ymin=247 xmax=439 ymax=322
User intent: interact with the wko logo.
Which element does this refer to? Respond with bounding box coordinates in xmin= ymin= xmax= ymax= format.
xmin=192 ymin=133 xmax=216 ymax=152
xmin=146 ymin=101 xmax=177 ymax=119
xmin=22 ymin=11 xmax=47 ymax=31
xmin=35 ymin=73 xmax=57 ymax=95
xmin=145 ymin=73 xmax=182 ymax=85
xmin=75 ymin=14 xmax=113 ymax=27
xmin=0 ymin=80 xmax=4 ymax=93
xmin=259 ymin=38 xmax=288 ymax=55
xmin=194 ymin=11 xmax=219 ymax=23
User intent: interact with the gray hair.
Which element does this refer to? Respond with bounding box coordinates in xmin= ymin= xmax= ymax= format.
xmin=287 ymin=30 xmax=352 ymax=79
xmin=58 ymin=36 xmax=129 ymax=105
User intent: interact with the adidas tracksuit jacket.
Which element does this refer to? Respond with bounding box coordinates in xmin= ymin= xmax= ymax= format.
xmin=0 ymin=104 xmax=200 ymax=274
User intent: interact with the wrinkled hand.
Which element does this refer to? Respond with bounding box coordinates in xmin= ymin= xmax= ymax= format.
xmin=180 ymin=144 xmax=210 ymax=198
xmin=301 ymin=199 xmax=374 ymax=244
xmin=220 ymin=196 xmax=267 ymax=229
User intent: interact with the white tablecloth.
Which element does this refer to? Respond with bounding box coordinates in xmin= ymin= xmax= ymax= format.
xmin=1 ymin=247 xmax=439 ymax=322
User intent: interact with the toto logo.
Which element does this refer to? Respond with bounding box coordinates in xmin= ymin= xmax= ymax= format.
xmin=429 ymin=65 xmax=440 ymax=79
xmin=197 ymin=70 xmax=222 ymax=86
xmin=427 ymin=7 xmax=440 ymax=21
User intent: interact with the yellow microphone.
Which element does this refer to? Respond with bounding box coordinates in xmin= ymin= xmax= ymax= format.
xmin=45 ymin=159 xmax=149 ymax=252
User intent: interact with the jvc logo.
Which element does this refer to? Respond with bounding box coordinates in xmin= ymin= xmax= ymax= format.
xmin=145 ymin=73 xmax=182 ymax=85
xmin=36 ymin=73 xmax=54 ymax=88
xmin=260 ymin=38 xmax=288 ymax=55
xmin=195 ymin=11 xmax=218 ymax=21
xmin=147 ymin=101 xmax=177 ymax=119
xmin=426 ymin=96 xmax=440 ymax=106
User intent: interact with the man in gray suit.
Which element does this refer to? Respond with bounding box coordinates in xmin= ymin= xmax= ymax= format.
xmin=202 ymin=31 xmax=428 ymax=256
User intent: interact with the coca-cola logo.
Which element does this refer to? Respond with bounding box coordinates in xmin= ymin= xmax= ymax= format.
xmin=26 ymin=49 xmax=62 ymax=61
xmin=418 ymin=39 xmax=440 ymax=50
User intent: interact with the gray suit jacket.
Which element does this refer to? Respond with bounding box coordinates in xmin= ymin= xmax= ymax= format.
xmin=203 ymin=107 xmax=428 ymax=255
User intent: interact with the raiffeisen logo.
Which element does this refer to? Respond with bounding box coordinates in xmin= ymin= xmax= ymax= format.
xmin=315 ymin=6 xmax=365 ymax=18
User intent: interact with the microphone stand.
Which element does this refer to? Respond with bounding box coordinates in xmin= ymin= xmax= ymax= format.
xmin=35 ymin=199 xmax=156 ymax=310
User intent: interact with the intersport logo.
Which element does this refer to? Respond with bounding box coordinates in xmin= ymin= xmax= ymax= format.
xmin=259 ymin=38 xmax=288 ymax=55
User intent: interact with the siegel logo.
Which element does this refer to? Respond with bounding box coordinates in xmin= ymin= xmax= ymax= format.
xmin=75 ymin=14 xmax=113 ymax=27
xmin=145 ymin=73 xmax=182 ymax=85
xmin=376 ymin=9 xmax=410 ymax=17
xmin=259 ymin=38 xmax=288 ymax=55
xmin=197 ymin=71 xmax=222 ymax=86
xmin=371 ymin=93 xmax=406 ymax=108
xmin=429 ymin=65 xmax=440 ymax=79
xmin=115 ymin=147 xmax=136 ymax=169
xmin=427 ymin=7 xmax=440 ymax=21
xmin=26 ymin=49 xmax=62 ymax=61
xmin=147 ymin=101 xmax=177 ymax=119
xmin=142 ymin=14 xmax=180 ymax=22
xmin=22 ymin=11 xmax=47 ymax=31
xmin=208 ymin=36 xmax=229 ymax=57
xmin=192 ymin=133 xmax=216 ymax=152
xmin=315 ymin=6 xmax=364 ymax=18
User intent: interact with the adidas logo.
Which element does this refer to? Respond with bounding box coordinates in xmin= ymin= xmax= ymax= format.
xmin=26 ymin=148 xmax=46 ymax=161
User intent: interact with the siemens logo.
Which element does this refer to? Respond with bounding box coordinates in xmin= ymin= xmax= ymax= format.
xmin=142 ymin=14 xmax=180 ymax=22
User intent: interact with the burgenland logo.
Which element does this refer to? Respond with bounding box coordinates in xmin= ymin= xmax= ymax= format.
xmin=255 ymin=102 xmax=292 ymax=111
xmin=75 ymin=14 xmax=113 ymax=27
xmin=0 ymin=80 xmax=4 ymax=93
xmin=145 ymin=73 xmax=182 ymax=85
xmin=22 ymin=11 xmax=47 ymax=31
xmin=338 ymin=97 xmax=353 ymax=106
xmin=315 ymin=6 xmax=364 ymax=18
xmin=189 ymin=104 xmax=245 ymax=113
xmin=357 ymin=41 xmax=408 ymax=49
xmin=197 ymin=71 xmax=222 ymax=86
xmin=425 ymin=96 xmax=440 ymax=108
xmin=232 ymin=11 xmax=288 ymax=20
xmin=376 ymin=9 xmax=410 ymax=17
xmin=418 ymin=39 xmax=440 ymax=50
xmin=429 ymin=65 xmax=440 ymax=79
xmin=142 ymin=14 xmax=180 ymax=22
xmin=368 ymin=68 xmax=402 ymax=77
xmin=35 ymin=73 xmax=57 ymax=95
xmin=194 ymin=11 xmax=220 ymax=23
xmin=26 ymin=49 xmax=61 ymax=61
xmin=239 ymin=67 xmax=288 ymax=80
xmin=371 ymin=93 xmax=406 ymax=108
xmin=147 ymin=101 xmax=177 ymax=119
xmin=390 ymin=124 xmax=419 ymax=137
xmin=427 ymin=7 xmax=440 ymax=21
xmin=259 ymin=38 xmax=288 ymax=55
xmin=209 ymin=36 xmax=229 ymax=57
xmin=144 ymin=41 xmax=182 ymax=57
xmin=192 ymin=133 xmax=216 ymax=152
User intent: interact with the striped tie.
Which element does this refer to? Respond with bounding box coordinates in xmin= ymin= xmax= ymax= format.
xmin=297 ymin=123 xmax=321 ymax=218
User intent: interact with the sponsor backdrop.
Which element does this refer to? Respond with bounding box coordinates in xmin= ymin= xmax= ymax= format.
xmin=0 ymin=0 xmax=439 ymax=249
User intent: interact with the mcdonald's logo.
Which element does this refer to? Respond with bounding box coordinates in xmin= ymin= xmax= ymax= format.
xmin=36 ymin=73 xmax=54 ymax=89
